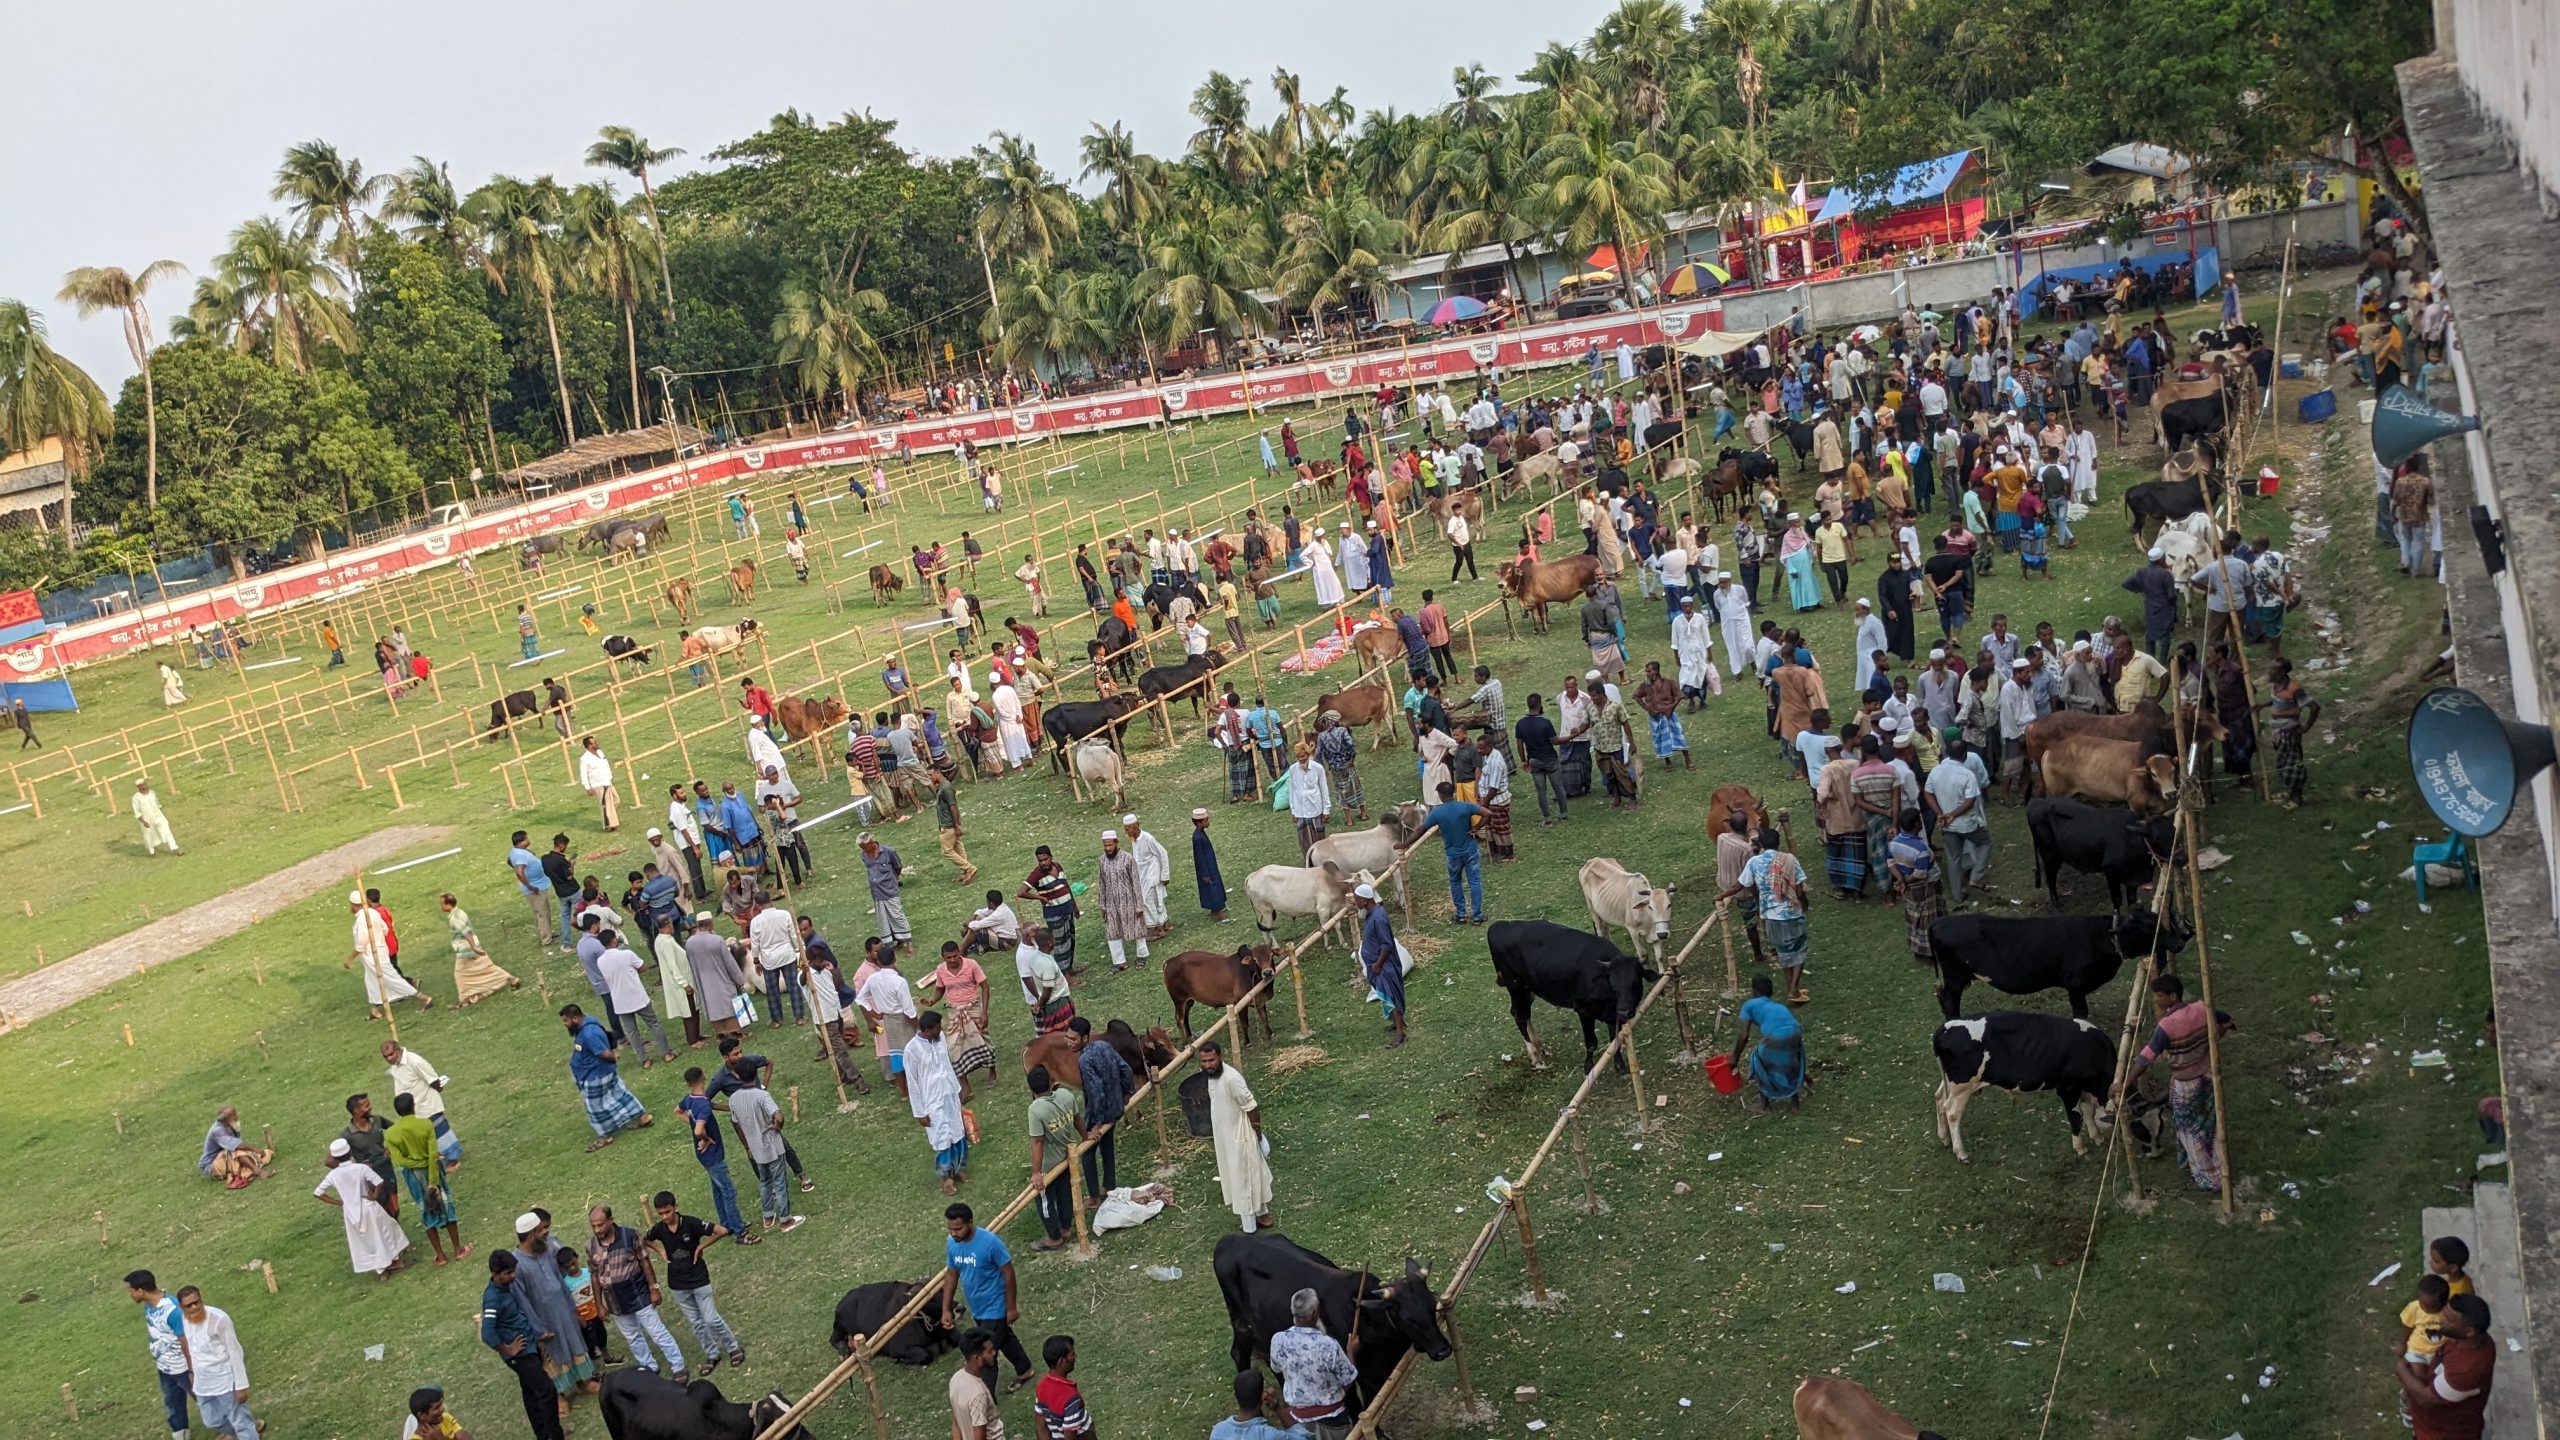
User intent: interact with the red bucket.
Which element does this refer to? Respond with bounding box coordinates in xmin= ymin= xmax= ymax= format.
xmin=1705 ymin=1053 xmax=1742 ymax=1094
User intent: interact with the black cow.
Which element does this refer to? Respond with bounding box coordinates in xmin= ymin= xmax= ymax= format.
xmin=828 ymin=1279 xmax=954 ymax=1365
xmin=1488 ymin=919 xmax=1658 ymax=1072
xmin=1091 ymin=616 xmax=1142 ymax=679
xmin=2158 ymin=391 xmax=2228 ymax=453
xmin=2027 ymin=798 xmax=2178 ymax=910
xmin=2123 ymin=473 xmax=2221 ymax=540
xmin=1931 ymin=1012 xmax=2116 ymax=1163
xmin=1213 ymin=1233 xmax=1451 ymax=1421
xmin=596 ymin=1370 xmax=810 ymax=1440
xmin=1137 ymin=651 xmax=1225 ymax=717
xmin=602 ymin=635 xmax=653 ymax=667
xmin=483 ymin=680 xmax=571 ymax=741
xmin=1043 ymin=695 xmax=1142 ymax=770
xmin=1718 ymin=446 xmax=1779 ymax=484
xmin=1638 ymin=418 xmax=1684 ymax=455
xmin=1775 ymin=416 xmax=1816 ymax=469
xmin=1927 ymin=907 xmax=2191 ymax=1020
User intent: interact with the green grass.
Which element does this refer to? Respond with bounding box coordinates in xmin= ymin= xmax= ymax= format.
xmin=0 ymin=279 xmax=2496 ymax=1440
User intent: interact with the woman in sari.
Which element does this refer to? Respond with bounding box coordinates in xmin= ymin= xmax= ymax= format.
xmin=920 ymin=942 xmax=998 ymax=1095
xmin=441 ymin=895 xmax=519 ymax=1005
xmin=1727 ymin=975 xmax=1805 ymax=1111
xmin=1779 ymin=514 xmax=1824 ymax=611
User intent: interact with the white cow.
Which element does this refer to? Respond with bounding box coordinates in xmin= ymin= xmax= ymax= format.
xmin=1245 ymin=862 xmax=1365 ymax=951
xmin=1513 ymin=452 xmax=1563 ymax=492
xmin=1306 ymin=803 xmax=1425 ymax=907
xmin=1579 ymin=857 xmax=1675 ymax=966
xmin=1072 ymin=737 xmax=1126 ymax=809
xmin=689 ymin=618 xmax=763 ymax=656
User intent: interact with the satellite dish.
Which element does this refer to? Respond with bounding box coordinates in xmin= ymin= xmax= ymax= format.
xmin=2372 ymin=383 xmax=2481 ymax=468
xmin=2406 ymin=686 xmax=2556 ymax=837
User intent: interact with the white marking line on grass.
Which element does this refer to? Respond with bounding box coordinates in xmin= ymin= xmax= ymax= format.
xmin=509 ymin=649 xmax=568 ymax=667
xmin=1045 ymin=464 xmax=1080 ymax=478
xmin=242 ymin=656 xmax=305 ymax=671
xmin=0 ymin=802 xmax=31 ymax=817
xmin=901 ymin=616 xmax=965 ymax=634
xmin=795 ymin=800 xmax=866 ymax=834
xmin=534 ymin=584 xmax=585 ymax=602
xmin=841 ymin=540 xmax=884 ymax=559
xmin=374 ymin=846 xmax=463 ymax=875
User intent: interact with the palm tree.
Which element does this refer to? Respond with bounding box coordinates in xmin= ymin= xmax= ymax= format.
xmin=384 ymin=157 xmax=493 ymax=277
xmin=1079 ymin=123 xmax=1164 ymax=237
xmin=1520 ymin=41 xmax=1587 ymax=99
xmin=1275 ymin=196 xmax=1405 ymax=321
xmin=1188 ymin=72 xmax=1265 ymax=188
xmin=56 ymin=261 xmax=184 ymax=508
xmin=1349 ymin=109 xmax=1428 ymax=215
xmin=168 ymin=273 xmax=252 ymax=352
xmin=1528 ymin=115 xmax=1675 ymax=289
xmin=0 ymin=299 xmax=112 ymax=532
xmin=770 ymin=276 xmax=888 ymax=424
xmin=1588 ymin=0 xmax=1692 ymax=140
xmin=1831 ymin=0 xmax=1910 ymax=80
xmin=1421 ymin=120 xmax=1541 ymax=299
xmin=271 ymin=140 xmax=383 ymax=284
xmin=564 ymin=182 xmax=649 ymax=429
xmin=1700 ymin=0 xmax=1799 ymax=142
xmin=1130 ymin=210 xmax=1269 ymax=361
xmin=586 ymin=126 xmax=685 ymax=314
xmin=1449 ymin=64 xmax=1504 ymax=134
xmin=982 ymin=259 xmax=1116 ymax=382
xmin=470 ymin=176 xmax=579 ymax=444
xmin=206 ymin=217 xmax=355 ymax=372
xmin=974 ymin=134 xmax=1080 ymax=264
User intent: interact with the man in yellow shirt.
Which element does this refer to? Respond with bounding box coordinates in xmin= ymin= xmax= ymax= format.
xmin=403 ymin=1386 xmax=468 ymax=1439
xmin=1814 ymin=514 xmax=1854 ymax=604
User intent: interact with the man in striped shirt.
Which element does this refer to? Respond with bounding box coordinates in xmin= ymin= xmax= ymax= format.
xmin=1031 ymin=1334 xmax=1093 ymax=1440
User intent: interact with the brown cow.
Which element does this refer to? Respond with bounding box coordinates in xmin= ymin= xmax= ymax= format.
xmin=1791 ymin=1376 xmax=1932 ymax=1439
xmin=1499 ymin=553 xmax=1602 ymax=634
xmin=2021 ymin=699 xmax=2222 ymax=792
xmin=2039 ymin=735 xmax=2178 ymax=815
xmin=1314 ymin=684 xmax=1397 ymax=751
xmin=664 ymin=577 xmax=697 ymax=622
xmin=1164 ymin=944 xmax=1279 ymax=1046
xmin=728 ymin=558 xmax=758 ymax=602
xmin=1022 ymin=1019 xmax=1177 ymax=1081
xmin=1427 ymin=489 xmax=1484 ymax=530
xmin=1349 ymin=624 xmax=1406 ymax=674
xmin=868 ymin=564 xmax=905 ymax=605
xmin=1706 ymin=783 xmax=1770 ymax=837
xmin=773 ymin=695 xmax=849 ymax=745
xmin=1295 ymin=458 xmax=1339 ymax=497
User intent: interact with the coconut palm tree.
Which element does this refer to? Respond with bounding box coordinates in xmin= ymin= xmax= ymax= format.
xmin=1448 ymin=64 xmax=1505 ymax=134
xmin=1520 ymin=41 xmax=1588 ymax=99
xmin=982 ymin=258 xmax=1108 ymax=381
xmin=1130 ymin=210 xmax=1269 ymax=360
xmin=1349 ymin=109 xmax=1429 ymax=215
xmin=1587 ymin=0 xmax=1692 ymax=139
xmin=167 ymin=274 xmax=252 ymax=353
xmin=0 ymin=299 xmax=112 ymax=531
xmin=1079 ymin=123 xmax=1164 ymax=238
xmin=770 ymin=276 xmax=888 ymax=424
xmin=974 ymin=134 xmax=1080 ymax=264
xmin=1700 ymin=0 xmax=1799 ymax=142
xmin=470 ymin=176 xmax=579 ymax=444
xmin=205 ymin=217 xmax=355 ymax=372
xmin=56 ymin=261 xmax=184 ymax=508
xmin=271 ymin=140 xmax=383 ymax=285
xmin=1421 ymin=119 xmax=1542 ymax=299
xmin=563 ymin=182 xmax=649 ymax=429
xmin=384 ymin=157 xmax=495 ymax=277
xmin=1188 ymin=72 xmax=1265 ymax=189
xmin=586 ymin=126 xmax=685 ymax=314
xmin=1528 ymin=114 xmax=1675 ymax=288
xmin=1274 ymin=196 xmax=1405 ymax=320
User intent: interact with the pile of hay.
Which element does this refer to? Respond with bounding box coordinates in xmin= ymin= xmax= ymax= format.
xmin=1263 ymin=1044 xmax=1331 ymax=1075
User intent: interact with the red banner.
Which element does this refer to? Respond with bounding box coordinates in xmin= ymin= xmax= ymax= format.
xmin=0 ymin=589 xmax=40 ymax=631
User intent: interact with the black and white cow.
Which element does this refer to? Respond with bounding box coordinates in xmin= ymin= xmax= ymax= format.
xmin=1926 ymin=907 xmax=2191 ymax=1020
xmin=1488 ymin=919 xmax=1658 ymax=1072
xmin=596 ymin=1370 xmax=811 ymax=1440
xmin=1212 ymin=1233 xmax=1450 ymax=1421
xmin=1931 ymin=1013 xmax=2117 ymax=1163
xmin=2026 ymin=798 xmax=2179 ymax=911
xmin=828 ymin=1279 xmax=955 ymax=1365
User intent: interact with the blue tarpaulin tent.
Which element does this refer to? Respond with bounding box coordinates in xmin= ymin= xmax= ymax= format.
xmin=1812 ymin=150 xmax=1975 ymax=224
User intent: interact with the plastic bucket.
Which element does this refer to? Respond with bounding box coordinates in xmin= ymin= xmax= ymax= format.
xmin=2280 ymin=353 xmax=2304 ymax=378
xmin=2297 ymin=389 xmax=2338 ymax=423
xmin=1705 ymin=1053 xmax=1743 ymax=1094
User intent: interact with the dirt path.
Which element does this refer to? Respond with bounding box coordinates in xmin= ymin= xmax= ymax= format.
xmin=0 ymin=824 xmax=454 ymax=1033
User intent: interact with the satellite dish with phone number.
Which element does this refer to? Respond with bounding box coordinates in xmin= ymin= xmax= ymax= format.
xmin=2406 ymin=686 xmax=2556 ymax=837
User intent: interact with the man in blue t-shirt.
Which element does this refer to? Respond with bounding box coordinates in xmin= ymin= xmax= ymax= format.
xmin=678 ymin=1067 xmax=748 ymax=1238
xmin=508 ymin=829 xmax=556 ymax=949
xmin=940 ymin=1203 xmax=1030 ymax=1388
xmin=1420 ymin=782 xmax=1486 ymax=926
xmin=127 ymin=1270 xmax=194 ymax=1439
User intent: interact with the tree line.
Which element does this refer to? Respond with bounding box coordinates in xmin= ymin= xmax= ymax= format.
xmin=0 ymin=0 xmax=2425 ymax=591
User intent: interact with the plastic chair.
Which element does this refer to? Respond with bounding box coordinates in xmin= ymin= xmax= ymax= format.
xmin=2411 ymin=835 xmax=2477 ymax=905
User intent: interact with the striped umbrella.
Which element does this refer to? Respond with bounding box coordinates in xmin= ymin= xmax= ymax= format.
xmin=1662 ymin=261 xmax=1735 ymax=296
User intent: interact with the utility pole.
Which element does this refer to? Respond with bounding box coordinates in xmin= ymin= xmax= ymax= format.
xmin=653 ymin=366 xmax=698 ymax=494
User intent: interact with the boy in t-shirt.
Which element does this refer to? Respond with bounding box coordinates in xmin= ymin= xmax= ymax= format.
xmin=2429 ymin=1235 xmax=2474 ymax=1296
xmin=2402 ymin=1273 xmax=2452 ymax=1363
xmin=648 ymin=1190 xmax=747 ymax=1373
xmin=1032 ymin=1334 xmax=1093 ymax=1440
xmin=556 ymin=1246 xmax=615 ymax=1364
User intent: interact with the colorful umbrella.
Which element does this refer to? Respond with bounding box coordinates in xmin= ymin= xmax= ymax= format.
xmin=1421 ymin=295 xmax=1490 ymax=325
xmin=1661 ymin=261 xmax=1735 ymax=296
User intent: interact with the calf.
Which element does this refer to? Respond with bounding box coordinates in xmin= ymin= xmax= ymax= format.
xmin=1927 ymin=907 xmax=2191 ymax=1020
xmin=727 ymin=559 xmax=758 ymax=602
xmin=1579 ymin=857 xmax=1674 ymax=966
xmin=1931 ymin=1012 xmax=2116 ymax=1163
xmin=1487 ymin=919 xmax=1657 ymax=1072
xmin=867 ymin=564 xmax=905 ymax=604
xmin=483 ymin=680 xmax=572 ymax=741
xmin=1072 ymin=737 xmax=1127 ymax=807
xmin=2026 ymin=798 xmax=2178 ymax=910
xmin=1163 ymin=944 xmax=1278 ymax=1045
xmin=772 ymin=695 xmax=848 ymax=746
xmin=663 ymin=577 xmax=697 ymax=622
xmin=1023 ymin=1019 xmax=1175 ymax=1083
xmin=1705 ymin=783 xmax=1770 ymax=837
xmin=1245 ymin=862 xmax=1362 ymax=950
xmin=1213 ymin=1235 xmax=1450 ymax=1422
xmin=595 ymin=1371 xmax=810 ymax=1440
xmin=827 ymin=1280 xmax=954 ymax=1365
xmin=1793 ymin=1377 xmax=1941 ymax=1440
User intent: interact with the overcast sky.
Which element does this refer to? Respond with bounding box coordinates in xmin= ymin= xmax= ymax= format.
xmin=2 ymin=0 xmax=1604 ymax=390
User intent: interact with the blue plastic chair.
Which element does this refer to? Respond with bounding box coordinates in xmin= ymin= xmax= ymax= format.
xmin=2411 ymin=835 xmax=2477 ymax=905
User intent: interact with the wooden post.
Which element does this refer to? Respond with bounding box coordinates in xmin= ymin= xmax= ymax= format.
xmin=1623 ymin=1021 xmax=1648 ymax=1125
xmin=1719 ymin=909 xmax=1741 ymax=1000
xmin=1066 ymin=1150 xmax=1097 ymax=1258
xmin=1510 ymin=1190 xmax=1551 ymax=1304
xmin=1568 ymin=1108 xmax=1603 ymax=1214
xmin=62 ymin=1385 xmax=75 ymax=1421
xmin=853 ymin=1348 xmax=892 ymax=1440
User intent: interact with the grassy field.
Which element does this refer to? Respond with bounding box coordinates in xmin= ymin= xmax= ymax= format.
xmin=0 ymin=278 xmax=2499 ymax=1440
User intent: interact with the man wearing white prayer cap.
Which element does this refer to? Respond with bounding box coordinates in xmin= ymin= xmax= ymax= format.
xmin=1120 ymin=812 xmax=1173 ymax=939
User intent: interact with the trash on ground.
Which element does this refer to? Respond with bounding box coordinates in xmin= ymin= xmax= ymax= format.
xmin=2411 ymin=1050 xmax=2449 ymax=1068
xmin=1932 ymin=1273 xmax=1966 ymax=1293
xmin=1145 ymin=1264 xmax=1183 ymax=1281
xmin=1835 ymin=1281 xmax=1858 ymax=1294
xmin=2368 ymin=1262 xmax=2403 ymax=1286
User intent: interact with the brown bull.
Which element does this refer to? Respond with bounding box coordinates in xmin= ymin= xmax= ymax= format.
xmin=728 ymin=558 xmax=758 ymax=602
xmin=1499 ymin=553 xmax=1602 ymax=634
xmin=1792 ymin=1376 xmax=1931 ymax=1439
xmin=1022 ymin=1020 xmax=1176 ymax=1082
xmin=1295 ymin=458 xmax=1339 ymax=496
xmin=1164 ymin=944 xmax=1279 ymax=1046
xmin=2021 ymin=699 xmax=2222 ymax=789
xmin=868 ymin=564 xmax=905 ymax=604
xmin=2039 ymin=735 xmax=2178 ymax=815
xmin=664 ymin=576 xmax=697 ymax=623
xmin=772 ymin=695 xmax=849 ymax=745
xmin=1314 ymin=684 xmax=1397 ymax=751
xmin=1706 ymin=783 xmax=1770 ymax=838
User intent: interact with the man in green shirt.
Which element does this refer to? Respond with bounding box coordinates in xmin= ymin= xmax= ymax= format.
xmin=1025 ymin=1066 xmax=1085 ymax=1254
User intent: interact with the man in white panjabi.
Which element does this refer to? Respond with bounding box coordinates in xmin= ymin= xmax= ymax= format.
xmin=992 ymin=682 xmax=1033 ymax=770
xmin=1712 ymin=573 xmax=1755 ymax=676
xmin=1306 ymin=535 xmax=1344 ymax=608
xmin=903 ymin=1010 xmax=971 ymax=1193
xmin=1669 ymin=596 xmax=1720 ymax=707
xmin=313 ymin=1136 xmax=411 ymax=1277
xmin=1122 ymin=813 xmax=1173 ymax=939
xmin=350 ymin=890 xmax=433 ymax=1016
xmin=1337 ymin=523 xmax=1371 ymax=593
xmin=1200 ymin=1040 xmax=1273 ymax=1231
xmin=132 ymin=778 xmax=179 ymax=855
xmin=577 ymin=736 xmax=620 ymax=831
xmin=1853 ymin=599 xmax=1889 ymax=692
xmin=747 ymin=715 xmax=791 ymax=782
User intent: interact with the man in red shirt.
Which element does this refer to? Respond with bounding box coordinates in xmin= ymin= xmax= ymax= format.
xmin=739 ymin=677 xmax=776 ymax=724
xmin=2398 ymin=1294 xmax=2494 ymax=1440
xmin=1031 ymin=1334 xmax=1092 ymax=1440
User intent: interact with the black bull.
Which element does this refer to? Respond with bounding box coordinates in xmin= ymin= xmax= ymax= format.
xmin=828 ymin=1280 xmax=954 ymax=1365
xmin=1488 ymin=919 xmax=1659 ymax=1072
xmin=1044 ymin=695 xmax=1142 ymax=770
xmin=1214 ymin=1233 xmax=1451 ymax=1420
xmin=484 ymin=683 xmax=570 ymax=739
